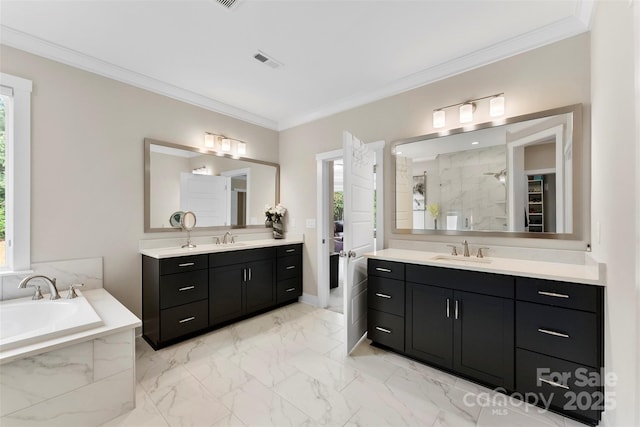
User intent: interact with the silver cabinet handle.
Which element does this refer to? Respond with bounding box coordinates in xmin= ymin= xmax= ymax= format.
xmin=243 ymin=268 xmax=247 ymax=282
xmin=179 ymin=316 xmax=196 ymax=324
xmin=286 ymin=265 xmax=296 ymax=270
xmin=538 ymin=328 xmax=570 ymax=338
xmin=178 ymin=262 xmax=195 ymax=267
xmin=375 ymin=326 xmax=392 ymax=334
xmin=446 ymin=298 xmax=450 ymax=318
xmin=178 ymin=285 xmax=195 ymax=292
xmin=538 ymin=291 xmax=569 ymax=299
xmin=286 ymin=249 xmax=295 ymax=253
xmin=285 ymin=287 xmax=296 ymax=292
xmin=375 ymin=293 xmax=391 ymax=299
xmin=249 ymin=268 xmax=252 ymax=281
xmin=375 ymin=267 xmax=392 ymax=273
xmin=454 ymin=300 xmax=459 ymax=320
xmin=539 ymin=378 xmax=570 ymax=390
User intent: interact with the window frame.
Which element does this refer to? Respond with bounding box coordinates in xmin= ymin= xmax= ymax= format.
xmin=0 ymin=73 xmax=32 ymax=273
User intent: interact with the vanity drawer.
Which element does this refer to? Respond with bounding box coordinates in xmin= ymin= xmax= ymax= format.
xmin=277 ymin=244 xmax=302 ymax=257
xmin=516 ymin=349 xmax=603 ymax=424
xmin=160 ymin=254 xmax=208 ymax=275
xmin=276 ymin=277 xmax=302 ymax=303
xmin=406 ymin=264 xmax=514 ymax=298
xmin=160 ymin=300 xmax=208 ymax=342
xmin=277 ymin=255 xmax=301 ymax=280
xmin=210 ymin=247 xmax=275 ymax=268
xmin=160 ymin=270 xmax=209 ymax=310
xmin=367 ymin=309 xmax=404 ymax=352
xmin=516 ymin=301 xmax=599 ymax=367
xmin=368 ymin=259 xmax=405 ymax=281
xmin=516 ymin=278 xmax=600 ymax=312
xmin=368 ymin=276 xmax=405 ymax=316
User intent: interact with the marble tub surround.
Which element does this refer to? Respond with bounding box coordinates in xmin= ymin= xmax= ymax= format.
xmin=140 ymin=234 xmax=304 ymax=259
xmin=367 ymin=247 xmax=605 ymax=285
xmin=1 ymin=288 xmax=141 ymax=364
xmin=107 ymin=302 xmax=574 ymax=427
xmin=0 ymin=257 xmax=103 ymax=301
xmin=0 ymin=289 xmax=140 ymax=426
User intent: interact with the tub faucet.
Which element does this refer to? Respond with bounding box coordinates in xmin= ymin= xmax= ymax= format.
xmin=19 ymin=275 xmax=61 ymax=300
xmin=462 ymin=240 xmax=470 ymax=257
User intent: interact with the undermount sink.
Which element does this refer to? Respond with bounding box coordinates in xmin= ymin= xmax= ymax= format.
xmin=217 ymin=242 xmax=245 ymax=247
xmin=431 ymin=255 xmax=492 ymax=264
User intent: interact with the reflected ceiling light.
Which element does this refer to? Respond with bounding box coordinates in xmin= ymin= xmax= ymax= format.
xmin=471 ymin=141 xmax=479 ymax=145
xmin=490 ymin=95 xmax=505 ymax=117
xmin=432 ymin=93 xmax=505 ymax=129
xmin=433 ymin=110 xmax=446 ymax=128
xmin=459 ymin=102 xmax=475 ymax=123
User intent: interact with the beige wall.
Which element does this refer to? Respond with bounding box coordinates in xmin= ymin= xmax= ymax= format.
xmin=590 ymin=2 xmax=639 ymax=426
xmin=524 ymin=142 xmax=555 ymax=170
xmin=280 ymin=34 xmax=591 ymax=297
xmin=0 ymin=45 xmax=279 ymax=317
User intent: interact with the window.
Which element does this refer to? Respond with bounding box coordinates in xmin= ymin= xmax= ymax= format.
xmin=0 ymin=73 xmax=32 ymax=273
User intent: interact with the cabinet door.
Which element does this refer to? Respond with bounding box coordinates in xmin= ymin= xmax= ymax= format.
xmin=405 ymin=283 xmax=453 ymax=369
xmin=210 ymin=264 xmax=244 ymax=325
xmin=245 ymin=258 xmax=275 ymax=314
xmin=453 ymin=291 xmax=514 ymax=389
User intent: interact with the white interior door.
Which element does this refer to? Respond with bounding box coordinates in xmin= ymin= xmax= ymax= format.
xmin=180 ymin=173 xmax=230 ymax=226
xmin=342 ymin=131 xmax=375 ymax=354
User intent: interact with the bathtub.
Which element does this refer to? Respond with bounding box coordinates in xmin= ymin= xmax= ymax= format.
xmin=0 ymin=294 xmax=103 ymax=351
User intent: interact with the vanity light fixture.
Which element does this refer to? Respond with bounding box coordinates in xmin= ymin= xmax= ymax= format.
xmin=204 ymin=132 xmax=216 ymax=148
xmin=221 ymin=138 xmax=232 ymax=152
xmin=433 ymin=110 xmax=446 ymax=129
xmin=432 ymin=93 xmax=505 ymax=129
xmin=237 ymin=141 xmax=247 ymax=155
xmin=459 ymin=102 xmax=475 ymax=123
xmin=204 ymin=132 xmax=248 ymax=156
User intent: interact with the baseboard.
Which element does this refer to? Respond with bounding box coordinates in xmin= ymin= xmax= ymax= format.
xmin=299 ymin=293 xmax=319 ymax=307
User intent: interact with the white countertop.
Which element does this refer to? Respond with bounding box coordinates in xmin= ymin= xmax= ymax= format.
xmin=0 ymin=289 xmax=141 ymax=364
xmin=140 ymin=237 xmax=304 ymax=259
xmin=365 ymin=248 xmax=606 ymax=286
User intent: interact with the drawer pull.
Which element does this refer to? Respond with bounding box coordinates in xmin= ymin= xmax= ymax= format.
xmin=539 ymin=377 xmax=570 ymax=390
xmin=375 ymin=293 xmax=392 ymax=299
xmin=178 ymin=262 xmax=195 ymax=267
xmin=454 ymin=300 xmax=459 ymax=320
xmin=286 ymin=265 xmax=296 ymax=270
xmin=286 ymin=249 xmax=296 ymax=253
xmin=285 ymin=287 xmax=296 ymax=292
xmin=538 ymin=291 xmax=569 ymax=299
xmin=446 ymin=298 xmax=450 ymax=318
xmin=375 ymin=326 xmax=392 ymax=334
xmin=178 ymin=285 xmax=195 ymax=292
xmin=538 ymin=328 xmax=570 ymax=338
xmin=178 ymin=316 xmax=196 ymax=324
xmin=375 ymin=267 xmax=392 ymax=273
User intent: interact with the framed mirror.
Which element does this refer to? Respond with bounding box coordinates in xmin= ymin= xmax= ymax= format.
xmin=393 ymin=104 xmax=586 ymax=239
xmin=144 ymin=138 xmax=280 ymax=232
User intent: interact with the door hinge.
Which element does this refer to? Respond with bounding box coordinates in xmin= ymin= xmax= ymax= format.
xmin=373 ymin=164 xmax=377 ymax=174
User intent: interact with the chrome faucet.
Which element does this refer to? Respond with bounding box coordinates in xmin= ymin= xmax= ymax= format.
xmin=223 ymin=231 xmax=235 ymax=244
xmin=19 ymin=275 xmax=61 ymax=300
xmin=462 ymin=240 xmax=470 ymax=257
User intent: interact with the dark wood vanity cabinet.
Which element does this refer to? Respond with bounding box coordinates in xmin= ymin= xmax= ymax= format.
xmin=514 ymin=277 xmax=604 ymax=426
xmin=142 ymin=254 xmax=210 ymax=348
xmin=142 ymin=243 xmax=303 ymax=349
xmin=366 ymin=258 xmax=605 ymax=426
xmin=209 ymin=247 xmax=276 ymax=326
xmin=404 ymin=264 xmax=515 ymax=390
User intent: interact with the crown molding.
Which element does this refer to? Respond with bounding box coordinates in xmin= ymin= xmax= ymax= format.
xmin=278 ymin=14 xmax=591 ymax=131
xmin=0 ymin=25 xmax=279 ymax=130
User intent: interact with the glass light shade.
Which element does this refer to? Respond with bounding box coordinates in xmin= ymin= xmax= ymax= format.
xmin=204 ymin=133 xmax=215 ymax=148
xmin=433 ymin=110 xmax=446 ymax=128
xmin=221 ymin=138 xmax=232 ymax=152
xmin=237 ymin=141 xmax=247 ymax=155
xmin=490 ymin=95 xmax=505 ymax=117
xmin=459 ymin=103 xmax=474 ymax=123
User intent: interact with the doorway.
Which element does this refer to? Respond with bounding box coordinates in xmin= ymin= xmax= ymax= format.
xmin=328 ymin=160 xmax=344 ymax=313
xmin=315 ymin=141 xmax=385 ymax=312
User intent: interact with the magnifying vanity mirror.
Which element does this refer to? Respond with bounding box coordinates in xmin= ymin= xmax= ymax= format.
xmin=144 ymin=138 xmax=280 ymax=232
xmin=393 ymin=104 xmax=587 ymax=240
xmin=180 ymin=211 xmax=197 ymax=248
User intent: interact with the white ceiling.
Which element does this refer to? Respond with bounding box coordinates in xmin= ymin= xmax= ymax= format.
xmin=0 ymin=0 xmax=593 ymax=131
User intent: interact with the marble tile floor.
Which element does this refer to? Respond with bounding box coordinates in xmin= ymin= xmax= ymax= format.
xmin=103 ymin=302 xmax=579 ymax=427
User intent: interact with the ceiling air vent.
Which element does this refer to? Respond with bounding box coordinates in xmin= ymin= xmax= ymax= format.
xmin=253 ymin=50 xmax=283 ymax=69
xmin=212 ymin=0 xmax=243 ymax=11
